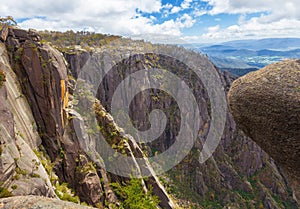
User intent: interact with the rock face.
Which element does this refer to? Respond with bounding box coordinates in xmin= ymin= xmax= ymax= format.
xmin=228 ymin=59 xmax=300 ymax=203
xmin=93 ymin=102 xmax=175 ymax=209
xmin=0 ymin=42 xmax=55 ymax=198
xmin=0 ymin=26 xmax=299 ymax=209
xmin=0 ymin=26 xmax=8 ymax=42
xmin=3 ymin=28 xmax=106 ymax=207
xmin=1 ymin=27 xmax=177 ymax=208
xmin=0 ymin=196 xmax=94 ymax=209
xmin=9 ymin=36 xmax=68 ymax=160
xmin=63 ymin=49 xmax=90 ymax=79
xmin=71 ymin=40 xmax=298 ymax=208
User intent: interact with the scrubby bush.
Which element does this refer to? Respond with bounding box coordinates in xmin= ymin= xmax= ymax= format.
xmin=0 ymin=182 xmax=12 ymax=198
xmin=111 ymin=178 xmax=159 ymax=209
xmin=0 ymin=16 xmax=17 ymax=27
xmin=55 ymin=182 xmax=80 ymax=204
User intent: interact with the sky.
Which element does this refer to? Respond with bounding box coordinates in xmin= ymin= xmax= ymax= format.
xmin=1 ymin=0 xmax=300 ymax=44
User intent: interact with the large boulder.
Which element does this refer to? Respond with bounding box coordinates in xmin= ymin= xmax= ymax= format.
xmin=0 ymin=196 xmax=94 ymax=209
xmin=228 ymin=59 xmax=300 ymax=202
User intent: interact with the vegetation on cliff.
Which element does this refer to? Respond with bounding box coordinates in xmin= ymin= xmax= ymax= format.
xmin=111 ymin=178 xmax=159 ymax=209
xmin=40 ymin=30 xmax=120 ymax=52
xmin=0 ymin=70 xmax=5 ymax=87
xmin=0 ymin=16 xmax=17 ymax=28
xmin=0 ymin=24 xmax=299 ymax=209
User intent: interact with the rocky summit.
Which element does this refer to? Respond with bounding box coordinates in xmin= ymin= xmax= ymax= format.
xmin=228 ymin=59 xmax=300 ymax=204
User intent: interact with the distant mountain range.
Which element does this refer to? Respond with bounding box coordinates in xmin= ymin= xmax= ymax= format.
xmin=217 ymin=38 xmax=300 ymax=50
xmin=185 ymin=38 xmax=300 ymax=76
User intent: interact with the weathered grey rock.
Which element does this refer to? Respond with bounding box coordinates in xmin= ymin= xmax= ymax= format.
xmin=75 ymin=155 xmax=103 ymax=205
xmin=0 ymin=87 xmax=18 ymax=185
xmin=0 ymin=196 xmax=95 ymax=209
xmin=5 ymin=36 xmax=20 ymax=50
xmin=2 ymin=28 xmax=298 ymax=208
xmin=0 ymin=43 xmax=56 ymax=197
xmin=28 ymin=29 xmax=41 ymax=42
xmin=19 ymin=40 xmax=68 ymax=159
xmin=228 ymin=59 xmax=300 ymax=203
xmin=69 ymin=108 xmax=119 ymax=207
xmin=8 ymin=28 xmax=29 ymax=42
xmin=4 ymin=28 xmax=107 ymax=206
xmin=63 ymin=49 xmax=90 ymax=79
xmin=93 ymin=101 xmax=176 ymax=209
xmin=3 ymin=29 xmax=69 ymax=160
xmin=0 ymin=26 xmax=9 ymax=42
xmin=69 ymin=42 xmax=297 ymax=208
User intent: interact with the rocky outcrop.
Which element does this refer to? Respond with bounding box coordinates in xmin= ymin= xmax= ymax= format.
xmin=74 ymin=154 xmax=103 ymax=205
xmin=0 ymin=196 xmax=94 ymax=209
xmin=2 ymin=28 xmax=104 ymax=207
xmin=1 ymin=26 xmax=299 ymax=209
xmin=63 ymin=48 xmax=90 ymax=79
xmin=69 ymin=40 xmax=298 ymax=208
xmin=0 ymin=42 xmax=55 ymax=197
xmin=93 ymin=101 xmax=176 ymax=209
xmin=228 ymin=59 xmax=300 ymax=204
xmin=9 ymin=36 xmax=68 ymax=159
xmin=2 ymin=27 xmax=176 ymax=208
xmin=0 ymin=26 xmax=8 ymax=42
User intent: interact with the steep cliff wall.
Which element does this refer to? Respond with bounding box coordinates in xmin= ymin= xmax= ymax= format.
xmin=64 ymin=40 xmax=298 ymax=208
xmin=0 ymin=26 xmax=298 ymax=209
xmin=0 ymin=41 xmax=55 ymax=198
xmin=1 ymin=27 xmax=176 ymax=209
xmin=0 ymin=28 xmax=105 ymax=207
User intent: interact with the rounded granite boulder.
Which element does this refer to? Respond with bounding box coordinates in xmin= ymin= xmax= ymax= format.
xmin=228 ymin=59 xmax=300 ymax=201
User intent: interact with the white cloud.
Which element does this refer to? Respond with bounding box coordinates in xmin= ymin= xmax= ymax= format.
xmin=206 ymin=25 xmax=220 ymax=33
xmin=177 ymin=14 xmax=195 ymax=28
xmin=170 ymin=6 xmax=181 ymax=14
xmin=193 ymin=8 xmax=207 ymax=17
xmin=181 ymin=0 xmax=193 ymax=9
xmin=162 ymin=3 xmax=173 ymax=10
xmin=166 ymin=0 xmax=193 ymax=15
xmin=137 ymin=0 xmax=162 ymax=13
xmin=199 ymin=17 xmax=300 ymax=43
xmin=0 ymin=0 xmax=198 ymax=42
xmin=191 ymin=0 xmax=300 ymax=42
xmin=1 ymin=0 xmax=300 ymax=43
xmin=203 ymin=0 xmax=300 ymax=18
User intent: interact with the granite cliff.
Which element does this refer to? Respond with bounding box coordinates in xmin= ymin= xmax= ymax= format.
xmin=0 ymin=27 xmax=298 ymax=208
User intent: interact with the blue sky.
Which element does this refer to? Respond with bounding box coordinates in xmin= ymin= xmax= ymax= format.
xmin=1 ymin=0 xmax=300 ymax=43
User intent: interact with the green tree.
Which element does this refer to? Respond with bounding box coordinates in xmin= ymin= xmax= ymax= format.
xmin=0 ymin=16 xmax=17 ymax=26
xmin=112 ymin=178 xmax=159 ymax=209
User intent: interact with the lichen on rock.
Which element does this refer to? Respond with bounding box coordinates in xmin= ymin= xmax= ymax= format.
xmin=228 ymin=59 xmax=300 ymax=204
